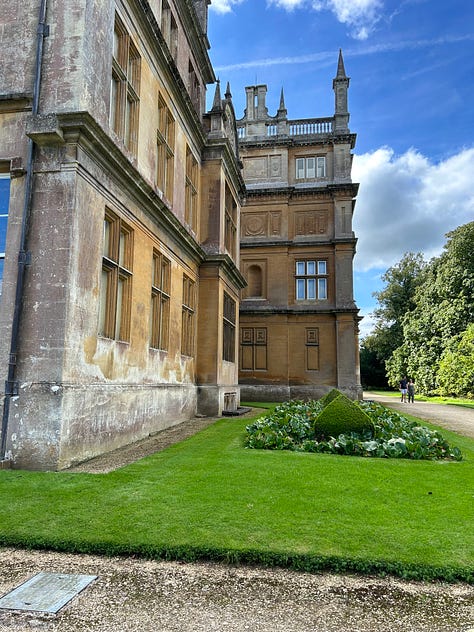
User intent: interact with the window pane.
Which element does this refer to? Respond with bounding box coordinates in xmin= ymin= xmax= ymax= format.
xmin=119 ymin=230 xmax=127 ymax=267
xmin=296 ymin=261 xmax=305 ymax=275
xmin=318 ymin=278 xmax=327 ymax=299
xmin=98 ymin=268 xmax=110 ymax=335
xmin=0 ymin=176 xmax=10 ymax=213
xmin=295 ymin=158 xmax=305 ymax=179
xmin=103 ymin=219 xmax=111 ymax=257
xmin=115 ymin=276 xmax=124 ymax=339
xmin=296 ymin=278 xmax=305 ymax=300
xmin=306 ymin=157 xmax=315 ymax=178
xmin=306 ymin=260 xmax=316 ymax=275
xmin=307 ymin=278 xmax=316 ymax=299
xmin=0 ymin=216 xmax=8 ymax=254
xmin=317 ymin=157 xmax=326 ymax=177
xmin=317 ymin=260 xmax=327 ymax=275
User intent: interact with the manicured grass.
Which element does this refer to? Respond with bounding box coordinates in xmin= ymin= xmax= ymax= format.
xmin=367 ymin=389 xmax=474 ymax=408
xmin=0 ymin=408 xmax=473 ymax=582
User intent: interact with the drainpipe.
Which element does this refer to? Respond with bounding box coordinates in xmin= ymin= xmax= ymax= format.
xmin=0 ymin=0 xmax=49 ymax=460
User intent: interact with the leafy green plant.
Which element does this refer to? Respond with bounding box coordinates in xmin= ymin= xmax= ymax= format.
xmin=245 ymin=399 xmax=462 ymax=461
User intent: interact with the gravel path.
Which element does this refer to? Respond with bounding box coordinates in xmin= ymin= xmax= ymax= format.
xmin=1 ymin=401 xmax=473 ymax=631
xmin=364 ymin=392 xmax=474 ymax=439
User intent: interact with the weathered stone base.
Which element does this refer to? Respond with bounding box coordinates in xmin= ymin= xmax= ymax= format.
xmin=197 ymin=385 xmax=240 ymax=416
xmin=240 ymin=383 xmax=362 ymax=403
xmin=6 ymin=382 xmax=198 ymax=471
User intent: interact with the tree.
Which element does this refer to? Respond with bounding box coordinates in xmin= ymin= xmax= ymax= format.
xmin=360 ymin=252 xmax=426 ymax=387
xmin=437 ymin=324 xmax=474 ymax=397
xmin=387 ymin=222 xmax=474 ymax=395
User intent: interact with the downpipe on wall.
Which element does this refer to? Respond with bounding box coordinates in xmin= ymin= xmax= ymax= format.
xmin=0 ymin=0 xmax=49 ymax=461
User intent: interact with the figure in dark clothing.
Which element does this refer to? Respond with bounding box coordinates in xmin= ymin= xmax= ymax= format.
xmin=408 ymin=379 xmax=415 ymax=403
xmin=399 ymin=376 xmax=408 ymax=403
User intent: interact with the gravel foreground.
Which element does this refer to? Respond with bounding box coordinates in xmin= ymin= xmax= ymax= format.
xmin=0 ymin=548 xmax=473 ymax=632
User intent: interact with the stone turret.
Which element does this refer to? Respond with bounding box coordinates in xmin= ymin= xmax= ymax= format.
xmin=333 ymin=49 xmax=350 ymax=133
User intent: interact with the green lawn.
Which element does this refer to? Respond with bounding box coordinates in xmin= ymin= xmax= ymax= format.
xmin=1 ymin=409 xmax=473 ymax=582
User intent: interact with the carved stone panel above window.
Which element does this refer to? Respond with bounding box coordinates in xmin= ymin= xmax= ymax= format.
xmin=295 ymin=210 xmax=328 ymax=236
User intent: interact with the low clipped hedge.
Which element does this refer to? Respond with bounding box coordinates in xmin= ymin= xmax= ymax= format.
xmin=245 ymin=397 xmax=462 ymax=461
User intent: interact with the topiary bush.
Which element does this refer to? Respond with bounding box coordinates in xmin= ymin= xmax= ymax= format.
xmin=319 ymin=388 xmax=343 ymax=408
xmin=313 ymin=394 xmax=374 ymax=440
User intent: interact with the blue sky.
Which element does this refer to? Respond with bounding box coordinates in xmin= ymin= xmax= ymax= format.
xmin=206 ymin=0 xmax=474 ymax=337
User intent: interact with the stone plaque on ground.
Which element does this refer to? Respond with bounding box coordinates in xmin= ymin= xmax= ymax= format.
xmin=0 ymin=571 xmax=97 ymax=613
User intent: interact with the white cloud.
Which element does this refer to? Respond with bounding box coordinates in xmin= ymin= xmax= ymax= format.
xmin=352 ymin=146 xmax=474 ymax=272
xmin=212 ymin=0 xmax=385 ymax=39
xmin=210 ymin=0 xmax=244 ymax=14
xmin=312 ymin=0 xmax=383 ymax=40
xmin=358 ymin=309 xmax=377 ymax=340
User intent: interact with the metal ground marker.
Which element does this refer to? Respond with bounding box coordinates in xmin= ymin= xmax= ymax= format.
xmin=0 ymin=572 xmax=97 ymax=613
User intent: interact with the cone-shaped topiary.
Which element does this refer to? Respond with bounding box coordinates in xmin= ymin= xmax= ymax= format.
xmin=313 ymin=394 xmax=374 ymax=440
xmin=319 ymin=388 xmax=344 ymax=408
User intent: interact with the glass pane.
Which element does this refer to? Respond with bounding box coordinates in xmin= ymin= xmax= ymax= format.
xmin=119 ymin=230 xmax=126 ymax=267
xmin=306 ymin=157 xmax=315 ymax=178
xmin=0 ymin=216 xmax=8 ymax=253
xmin=306 ymin=260 xmax=316 ymax=275
xmin=318 ymin=278 xmax=327 ymax=299
xmin=103 ymin=219 xmax=111 ymax=257
xmin=307 ymin=278 xmax=316 ymax=299
xmin=318 ymin=260 xmax=327 ymax=275
xmin=296 ymin=261 xmax=305 ymax=275
xmin=115 ymin=276 xmax=124 ymax=339
xmin=295 ymin=158 xmax=305 ymax=179
xmin=317 ymin=157 xmax=326 ymax=177
xmin=98 ymin=268 xmax=109 ymax=335
xmin=0 ymin=176 xmax=10 ymax=213
xmin=296 ymin=279 xmax=305 ymax=300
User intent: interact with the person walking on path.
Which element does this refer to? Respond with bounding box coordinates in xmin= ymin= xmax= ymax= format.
xmin=408 ymin=379 xmax=415 ymax=403
xmin=399 ymin=376 xmax=408 ymax=402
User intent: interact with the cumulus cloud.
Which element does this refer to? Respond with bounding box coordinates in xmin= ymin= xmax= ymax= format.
xmin=210 ymin=0 xmax=244 ymax=14
xmin=311 ymin=0 xmax=383 ymax=39
xmin=352 ymin=147 xmax=474 ymax=272
xmin=211 ymin=0 xmax=385 ymax=39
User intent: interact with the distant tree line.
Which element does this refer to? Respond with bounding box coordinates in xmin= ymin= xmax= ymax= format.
xmin=360 ymin=221 xmax=474 ymax=398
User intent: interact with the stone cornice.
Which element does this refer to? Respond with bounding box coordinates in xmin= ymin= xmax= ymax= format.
xmin=200 ymin=254 xmax=247 ymax=289
xmin=239 ymin=132 xmax=357 ymax=150
xmin=243 ymin=182 xmax=359 ymax=199
xmin=240 ymin=305 xmax=359 ymax=315
xmin=240 ymin=237 xmax=357 ymax=249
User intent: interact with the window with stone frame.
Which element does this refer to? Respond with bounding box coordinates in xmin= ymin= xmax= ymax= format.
xmin=224 ymin=184 xmax=237 ymax=261
xmin=185 ymin=146 xmax=199 ymax=233
xmin=110 ymin=14 xmax=141 ymax=155
xmin=99 ymin=210 xmax=133 ymax=341
xmin=161 ymin=0 xmax=178 ymax=59
xmin=181 ymin=274 xmax=195 ymax=357
xmin=295 ymin=259 xmax=327 ymax=301
xmin=295 ymin=156 xmax=326 ymax=180
xmin=157 ymin=95 xmax=175 ymax=202
xmin=223 ymin=292 xmax=236 ymax=363
xmin=188 ymin=60 xmax=201 ymax=113
xmin=0 ymin=169 xmax=10 ymax=299
xmin=150 ymin=250 xmax=171 ymax=350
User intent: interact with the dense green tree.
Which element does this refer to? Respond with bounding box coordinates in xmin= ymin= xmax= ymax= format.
xmin=360 ymin=252 xmax=426 ymax=387
xmin=386 ymin=222 xmax=474 ymax=395
xmin=437 ymin=324 xmax=474 ymax=397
